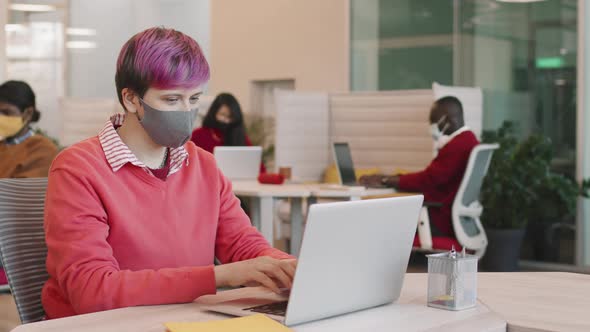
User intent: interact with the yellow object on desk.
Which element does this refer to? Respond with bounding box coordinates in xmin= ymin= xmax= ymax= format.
xmin=393 ymin=168 xmax=410 ymax=175
xmin=323 ymin=164 xmax=410 ymax=184
xmin=322 ymin=164 xmax=381 ymax=184
xmin=165 ymin=314 xmax=292 ymax=332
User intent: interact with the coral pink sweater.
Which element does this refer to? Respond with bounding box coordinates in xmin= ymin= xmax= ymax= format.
xmin=42 ymin=137 xmax=289 ymax=319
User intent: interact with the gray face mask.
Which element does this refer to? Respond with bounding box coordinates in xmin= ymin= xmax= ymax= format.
xmin=138 ymin=99 xmax=197 ymax=148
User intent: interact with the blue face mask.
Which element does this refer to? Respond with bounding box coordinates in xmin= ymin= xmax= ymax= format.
xmin=138 ymin=99 xmax=198 ymax=148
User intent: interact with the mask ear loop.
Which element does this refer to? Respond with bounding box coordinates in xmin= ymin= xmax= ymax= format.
xmin=440 ymin=122 xmax=450 ymax=135
xmin=136 ymin=98 xmax=147 ymax=122
xmin=437 ymin=115 xmax=449 ymax=135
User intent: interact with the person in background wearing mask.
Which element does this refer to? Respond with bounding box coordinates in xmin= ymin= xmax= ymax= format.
xmin=191 ymin=92 xmax=266 ymax=173
xmin=0 ymin=80 xmax=58 ymax=178
xmin=42 ymin=27 xmax=295 ymax=319
xmin=360 ymin=96 xmax=479 ymax=237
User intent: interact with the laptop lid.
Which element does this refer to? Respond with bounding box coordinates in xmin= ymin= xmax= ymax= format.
xmin=284 ymin=195 xmax=424 ymax=326
xmin=213 ymin=146 xmax=262 ymax=180
xmin=332 ymin=142 xmax=357 ymax=186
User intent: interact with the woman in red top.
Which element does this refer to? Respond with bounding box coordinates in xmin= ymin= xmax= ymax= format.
xmin=191 ymin=93 xmax=266 ymax=173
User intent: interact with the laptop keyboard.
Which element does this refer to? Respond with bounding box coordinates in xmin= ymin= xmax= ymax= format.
xmin=243 ymin=301 xmax=288 ymax=316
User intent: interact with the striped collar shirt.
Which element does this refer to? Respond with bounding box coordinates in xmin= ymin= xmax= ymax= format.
xmin=98 ymin=114 xmax=189 ymax=176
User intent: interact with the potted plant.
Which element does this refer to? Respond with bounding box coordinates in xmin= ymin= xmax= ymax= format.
xmin=523 ymin=170 xmax=590 ymax=262
xmin=478 ymin=121 xmax=588 ymax=271
xmin=245 ymin=113 xmax=275 ymax=169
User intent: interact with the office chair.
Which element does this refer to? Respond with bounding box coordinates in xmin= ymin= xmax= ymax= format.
xmin=413 ymin=144 xmax=499 ymax=258
xmin=0 ymin=178 xmax=49 ymax=323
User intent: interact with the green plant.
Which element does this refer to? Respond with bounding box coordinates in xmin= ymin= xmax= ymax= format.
xmin=531 ymin=174 xmax=590 ymax=222
xmin=480 ymin=121 xmax=589 ymax=229
xmin=245 ymin=113 xmax=275 ymax=166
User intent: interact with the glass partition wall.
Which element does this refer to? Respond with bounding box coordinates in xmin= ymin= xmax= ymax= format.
xmin=351 ymin=0 xmax=583 ymax=268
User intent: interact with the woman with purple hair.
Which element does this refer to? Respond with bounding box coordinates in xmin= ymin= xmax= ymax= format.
xmin=42 ymin=27 xmax=295 ymax=319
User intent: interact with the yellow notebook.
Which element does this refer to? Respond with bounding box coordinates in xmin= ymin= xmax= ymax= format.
xmin=165 ymin=314 xmax=292 ymax=332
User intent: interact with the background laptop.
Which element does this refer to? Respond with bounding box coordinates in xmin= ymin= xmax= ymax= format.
xmin=332 ymin=142 xmax=358 ymax=186
xmin=203 ymin=195 xmax=424 ymax=326
xmin=331 ymin=142 xmax=385 ymax=189
xmin=213 ymin=146 xmax=262 ymax=181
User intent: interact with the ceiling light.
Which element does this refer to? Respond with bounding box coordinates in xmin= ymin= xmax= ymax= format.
xmin=66 ymin=41 xmax=97 ymax=49
xmin=66 ymin=28 xmax=97 ymax=36
xmin=9 ymin=4 xmax=57 ymax=12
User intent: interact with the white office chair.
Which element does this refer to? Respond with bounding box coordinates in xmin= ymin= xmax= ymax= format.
xmin=414 ymin=144 xmax=499 ymax=258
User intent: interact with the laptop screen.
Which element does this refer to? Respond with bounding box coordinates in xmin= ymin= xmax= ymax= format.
xmin=213 ymin=146 xmax=262 ymax=180
xmin=333 ymin=143 xmax=357 ymax=185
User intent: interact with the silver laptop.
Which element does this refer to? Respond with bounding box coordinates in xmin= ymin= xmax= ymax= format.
xmin=204 ymin=195 xmax=423 ymax=326
xmin=213 ymin=146 xmax=262 ymax=180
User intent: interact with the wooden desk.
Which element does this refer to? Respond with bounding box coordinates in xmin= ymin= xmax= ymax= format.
xmin=11 ymin=272 xmax=590 ymax=332
xmin=477 ymin=272 xmax=590 ymax=332
xmin=307 ymin=186 xmax=395 ymax=201
xmin=11 ymin=273 xmax=507 ymax=332
xmin=402 ymin=272 xmax=590 ymax=332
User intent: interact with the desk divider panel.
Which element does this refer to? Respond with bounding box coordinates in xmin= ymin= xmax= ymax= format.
xmin=274 ymin=89 xmax=331 ymax=182
xmin=329 ymin=90 xmax=434 ymax=174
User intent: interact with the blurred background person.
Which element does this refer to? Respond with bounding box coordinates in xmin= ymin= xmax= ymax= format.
xmin=360 ymin=96 xmax=478 ymax=237
xmin=0 ymin=80 xmax=59 ymax=178
xmin=191 ymin=92 xmax=266 ymax=173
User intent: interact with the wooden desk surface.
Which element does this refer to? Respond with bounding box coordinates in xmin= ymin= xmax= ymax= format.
xmin=309 ymin=187 xmax=395 ymax=198
xmin=403 ymin=272 xmax=590 ymax=332
xmin=478 ymin=272 xmax=590 ymax=332
xmin=11 ymin=273 xmax=505 ymax=332
xmin=11 ymin=272 xmax=590 ymax=332
xmin=230 ymin=181 xmax=396 ymax=199
xmin=231 ymin=181 xmax=312 ymax=198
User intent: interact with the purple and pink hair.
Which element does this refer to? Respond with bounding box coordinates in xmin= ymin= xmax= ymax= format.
xmin=115 ymin=27 xmax=210 ymax=107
